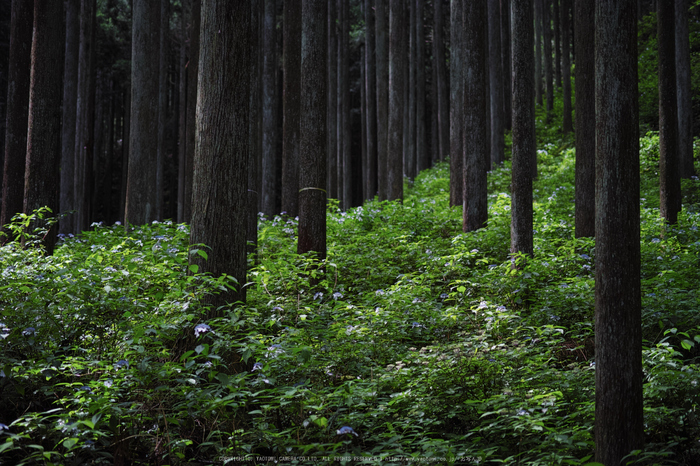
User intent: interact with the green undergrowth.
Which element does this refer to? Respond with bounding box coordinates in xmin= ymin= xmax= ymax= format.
xmin=2 ymin=140 xmax=700 ymax=464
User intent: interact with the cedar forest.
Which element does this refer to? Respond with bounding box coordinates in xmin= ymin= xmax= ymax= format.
xmin=1 ymin=0 xmax=700 ymax=465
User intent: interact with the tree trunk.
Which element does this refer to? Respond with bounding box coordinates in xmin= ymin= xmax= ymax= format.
xmin=365 ymin=0 xmax=378 ymax=199
xmin=59 ymin=0 xmax=79 ymax=234
xmin=341 ymin=0 xmax=352 ymax=210
xmin=298 ymin=0 xmax=328 ymax=259
xmin=190 ymin=0 xmax=250 ymax=312
xmin=463 ymin=0 xmax=488 ymax=232
xmin=434 ymin=0 xmax=449 ymax=162
xmin=376 ymin=0 xmax=389 ymax=200
xmin=510 ymin=0 xmax=534 ymax=258
xmin=327 ymin=0 xmax=338 ymax=200
xmin=281 ymin=0 xmax=301 ymax=217
xmin=449 ymin=0 xmax=463 ymax=207
xmin=675 ymin=0 xmax=695 ymax=178
xmin=500 ymin=0 xmax=512 ymax=131
xmin=119 ymin=86 xmax=130 ymax=223
xmin=156 ymin=0 xmax=169 ymax=221
xmin=248 ymin=0 xmax=263 ymax=260
xmin=415 ymin=0 xmax=428 ymax=174
xmin=1 ymin=0 xmax=32 ymax=234
xmin=489 ymin=0 xmax=505 ymax=166
xmin=177 ymin=0 xmax=188 ymax=223
xmin=388 ymin=0 xmax=405 ymax=201
xmin=535 ymin=0 xmax=543 ymax=106
xmin=543 ymin=0 xmax=554 ymax=118
xmin=406 ymin=0 xmax=416 ymax=182
xmin=126 ymin=0 xmax=159 ymax=226
xmin=553 ymin=0 xmax=561 ymax=88
xmin=658 ymin=0 xmax=680 ymax=224
xmin=261 ymin=0 xmax=278 ymax=217
xmin=183 ymin=0 xmax=200 ymax=223
xmin=594 ymin=1 xmax=643 ymax=462
xmin=561 ymin=0 xmax=572 ymax=133
xmin=574 ymin=0 xmax=595 ymax=238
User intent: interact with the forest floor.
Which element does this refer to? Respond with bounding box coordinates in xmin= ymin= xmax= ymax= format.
xmin=2 ymin=121 xmax=700 ymax=464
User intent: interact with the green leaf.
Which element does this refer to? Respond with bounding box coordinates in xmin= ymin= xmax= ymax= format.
xmin=62 ymin=438 xmax=78 ymax=449
xmin=681 ymin=339 xmax=694 ymax=350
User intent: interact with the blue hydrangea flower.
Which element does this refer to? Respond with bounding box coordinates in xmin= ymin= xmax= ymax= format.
xmin=22 ymin=327 xmax=35 ymax=336
xmin=337 ymin=426 xmax=359 ymax=436
xmin=194 ymin=323 xmax=212 ymax=338
xmin=115 ymin=360 xmax=129 ymax=369
xmin=252 ymin=362 xmax=263 ymax=371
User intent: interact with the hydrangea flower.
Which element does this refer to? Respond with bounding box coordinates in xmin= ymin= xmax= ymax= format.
xmin=337 ymin=426 xmax=359 ymax=436
xmin=115 ymin=360 xmax=129 ymax=369
xmin=252 ymin=362 xmax=263 ymax=371
xmin=194 ymin=323 xmax=212 ymax=338
xmin=22 ymin=327 xmax=35 ymax=337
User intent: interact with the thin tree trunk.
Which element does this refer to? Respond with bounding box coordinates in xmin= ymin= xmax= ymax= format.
xmin=365 ymin=0 xmax=378 ymax=199
xmin=60 ymin=0 xmax=79 ymax=234
xmin=510 ymin=0 xmax=534 ymax=258
xmin=676 ymin=0 xmax=695 ymax=178
xmin=553 ymin=0 xmax=561 ymax=88
xmin=337 ymin=0 xmax=345 ymax=208
xmin=388 ymin=0 xmax=405 ymax=201
xmin=463 ymin=0 xmax=488 ymax=232
xmin=248 ymin=0 xmax=262 ymax=260
xmin=658 ymin=0 xmax=680 ymax=223
xmin=119 ymin=86 xmax=129 ymax=223
xmin=183 ymin=0 xmax=200 ymax=223
xmin=500 ymin=0 xmax=512 ymax=131
xmin=281 ymin=0 xmax=301 ymax=217
xmin=415 ymin=0 xmax=427 ymax=174
xmin=341 ymin=0 xmax=351 ymax=210
xmin=543 ymin=0 xmax=554 ymax=118
xmin=177 ymin=0 xmax=188 ymax=223
xmin=327 ymin=0 xmax=338 ymax=200
xmin=156 ymin=0 xmax=169 ymax=221
xmin=376 ymin=0 xmax=389 ymax=200
xmin=594 ymin=1 xmax=643 ymax=462
xmin=434 ymin=0 xmax=449 ymax=162
xmin=489 ymin=0 xmax=505 ymax=166
xmin=1 ymin=0 xmax=32 ymax=233
xmin=261 ymin=0 xmax=278 ymax=217
xmin=449 ymin=0 xmax=463 ymax=207
xmin=561 ymin=0 xmax=572 ymax=133
xmin=406 ymin=0 xmax=416 ymax=181
xmin=535 ymin=0 xmax=543 ymax=106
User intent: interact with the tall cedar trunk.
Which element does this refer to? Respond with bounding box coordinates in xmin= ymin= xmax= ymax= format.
xmin=594 ymin=1 xmax=643 ymax=462
xmin=388 ymin=0 xmax=405 ymax=201
xmin=183 ymin=0 xmax=200 ymax=223
xmin=574 ymin=0 xmax=595 ymax=238
xmin=376 ymin=0 xmax=389 ymax=200
xmin=190 ymin=0 xmax=250 ymax=311
xmin=281 ymin=0 xmax=301 ymax=217
xmin=91 ymin=73 xmax=104 ymax=221
xmin=24 ymin=0 xmax=64 ymax=254
xmin=534 ymin=0 xmax=543 ymax=106
xmin=177 ymin=1 xmax=187 ymax=223
xmin=126 ymin=0 xmax=160 ymax=226
xmin=463 ymin=0 xmax=488 ymax=232
xmin=298 ymin=0 xmax=327 ymax=258
xmin=415 ymin=0 xmax=427 ymax=174
xmin=488 ymin=0 xmax=504 ymax=166
xmin=406 ymin=0 xmax=416 ymax=181
xmin=365 ymin=0 xmax=378 ymax=199
xmin=336 ymin=0 xmax=344 ymax=207
xmin=676 ymin=0 xmax=695 ymax=178
xmin=449 ymin=0 xmax=463 ymax=207
xmin=1 ymin=0 xmax=32 ymax=233
xmin=434 ymin=0 xmax=449 ymax=162
xmin=361 ymin=41 xmax=368 ymax=198
xmin=560 ymin=0 xmax=572 ymax=133
xmin=553 ymin=0 xmax=561 ymax=87
xmin=104 ymin=78 xmax=115 ymax=223
xmin=156 ymin=0 xmax=169 ymax=221
xmin=327 ymin=0 xmax=338 ymax=200
xmin=261 ymin=0 xmax=278 ymax=217
xmin=248 ymin=0 xmax=262 ymax=260
xmin=341 ymin=0 xmax=351 ymax=210
xmin=60 ymin=0 xmax=79 ymax=234
xmin=500 ymin=0 xmax=512 ymax=131
xmin=74 ymin=0 xmax=96 ymax=232
xmin=658 ymin=1 xmax=680 ymax=224
xmin=119 ymin=86 xmax=129 ymax=222
xmin=431 ymin=60 xmax=439 ymax=167
xmin=510 ymin=0 xmax=534 ymax=258
xmin=543 ymin=0 xmax=554 ymax=118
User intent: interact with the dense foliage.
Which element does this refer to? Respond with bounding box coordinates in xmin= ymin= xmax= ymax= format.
xmin=2 ymin=97 xmax=700 ymax=464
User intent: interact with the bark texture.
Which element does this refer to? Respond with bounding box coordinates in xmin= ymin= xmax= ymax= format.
xmin=248 ymin=0 xmax=262 ymax=259
xmin=261 ymin=0 xmax=278 ymax=217
xmin=24 ymin=0 xmax=65 ymax=254
xmin=560 ymin=0 xmax=572 ymax=133
xmin=189 ymin=0 xmax=250 ymax=311
xmin=415 ymin=0 xmax=428 ymax=174
xmin=183 ymin=0 xmax=201 ymax=223
xmin=376 ymin=0 xmax=389 ymax=200
xmin=488 ymin=0 xmax=504 ymax=167
xmin=594 ymin=1 xmax=643 ymax=462
xmin=449 ymin=0 xmax=463 ymax=207
xmin=500 ymin=0 xmax=511 ymax=131
xmin=510 ymin=0 xmax=534 ymax=257
xmin=574 ymin=0 xmax=595 ymax=237
xmin=676 ymin=0 xmax=695 ymax=178
xmin=543 ymin=0 xmax=553 ymax=117
xmin=365 ymin=0 xmax=378 ymax=199
xmin=327 ymin=0 xmax=338 ymax=200
xmin=281 ymin=0 xmax=301 ymax=217
xmin=433 ymin=0 xmax=449 ymax=162
xmin=388 ymin=0 xmax=405 ymax=201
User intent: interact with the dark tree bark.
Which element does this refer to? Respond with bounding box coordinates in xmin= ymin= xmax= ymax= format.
xmin=119 ymin=85 xmax=130 ymax=223
xmin=125 ymin=0 xmax=159 ymax=226
xmin=658 ymin=1 xmax=680 ymax=224
xmin=281 ymin=0 xmax=301 ymax=217
xmin=183 ymin=0 xmax=201 ymax=223
xmin=560 ymin=0 xmax=572 ymax=133
xmin=376 ymin=0 xmax=389 ymax=200
xmin=156 ymin=0 xmax=169 ymax=221
xmin=327 ymin=0 xmax=338 ymax=200
xmin=177 ymin=0 xmax=188 ymax=223
xmin=415 ymin=0 xmax=428 ymax=174
xmin=463 ymin=0 xmax=488 ymax=232
xmin=595 ymin=1 xmax=643 ymax=462
xmin=449 ymin=0 xmax=463 ymax=207
xmin=248 ymin=0 xmax=263 ymax=261
xmin=24 ymin=0 xmax=64 ymax=254
xmin=489 ymin=0 xmax=504 ymax=166
xmin=534 ymin=0 xmax=543 ymax=106
xmin=553 ymin=0 xmax=561 ymax=88
xmin=574 ymin=0 xmax=595 ymax=238
xmin=388 ymin=0 xmax=405 ymax=201
xmin=340 ymin=0 xmax=351 ymax=210
xmin=189 ymin=0 xmax=250 ymax=311
xmin=73 ymin=0 xmax=96 ymax=232
xmin=1 ymin=0 xmax=32 ymax=234
xmin=543 ymin=0 xmax=554 ymax=118
xmin=500 ymin=0 xmax=512 ymax=131
xmin=406 ymin=0 xmax=416 ymax=182
xmin=298 ymin=0 xmax=327 ymax=259
xmin=510 ymin=0 xmax=534 ymax=257
xmin=675 ymin=0 xmax=695 ymax=178
xmin=59 ymin=0 xmax=79 ymax=234
xmin=261 ymin=0 xmax=278 ymax=217
xmin=365 ymin=0 xmax=378 ymax=199
xmin=433 ymin=0 xmax=449 ymax=162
